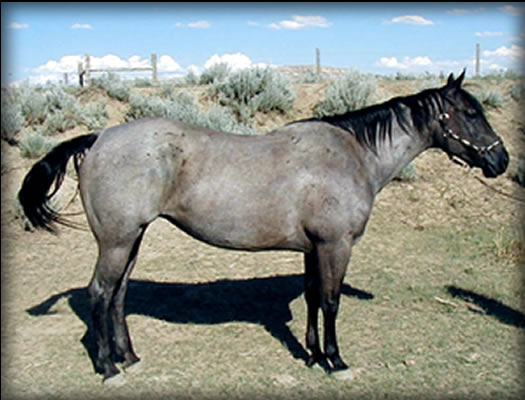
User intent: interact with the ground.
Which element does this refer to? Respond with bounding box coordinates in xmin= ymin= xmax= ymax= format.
xmin=1 ymin=73 xmax=524 ymax=399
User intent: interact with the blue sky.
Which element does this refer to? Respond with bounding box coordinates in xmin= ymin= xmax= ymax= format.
xmin=1 ymin=2 xmax=524 ymax=85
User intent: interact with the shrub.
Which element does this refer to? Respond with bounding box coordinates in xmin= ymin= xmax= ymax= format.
xmin=210 ymin=67 xmax=295 ymax=122
xmin=125 ymin=91 xmax=256 ymax=135
xmin=480 ymin=90 xmax=505 ymax=108
xmin=20 ymin=89 xmax=48 ymax=125
xmin=315 ymin=69 xmax=377 ymax=117
xmin=92 ymin=72 xmax=131 ymax=102
xmin=18 ymin=128 xmax=58 ymax=159
xmin=511 ymin=81 xmax=525 ymax=102
xmin=300 ymin=69 xmax=323 ymax=84
xmin=199 ymin=63 xmax=231 ymax=85
xmin=80 ymin=102 xmax=108 ymax=131
xmin=184 ymin=71 xmax=200 ymax=86
xmin=1 ymin=91 xmax=24 ymax=145
xmin=44 ymin=109 xmax=77 ymax=135
xmin=126 ymin=95 xmax=171 ymax=120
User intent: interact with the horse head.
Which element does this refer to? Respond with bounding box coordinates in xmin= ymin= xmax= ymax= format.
xmin=433 ymin=70 xmax=509 ymax=178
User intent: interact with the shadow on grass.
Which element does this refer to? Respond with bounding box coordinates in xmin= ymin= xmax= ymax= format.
xmin=26 ymin=273 xmax=374 ymax=373
xmin=446 ymin=286 xmax=525 ymax=328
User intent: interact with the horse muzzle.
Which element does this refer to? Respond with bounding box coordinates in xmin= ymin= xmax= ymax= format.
xmin=479 ymin=144 xmax=509 ymax=178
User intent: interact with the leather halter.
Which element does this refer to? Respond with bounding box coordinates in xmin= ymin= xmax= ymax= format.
xmin=438 ymin=112 xmax=502 ymax=154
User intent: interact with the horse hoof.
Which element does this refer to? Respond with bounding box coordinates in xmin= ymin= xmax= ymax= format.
xmin=122 ymin=353 xmax=141 ymax=369
xmin=103 ymin=372 xmax=127 ymax=387
xmin=123 ymin=358 xmax=141 ymax=374
xmin=306 ymin=352 xmax=325 ymax=368
xmin=331 ymin=368 xmax=355 ymax=381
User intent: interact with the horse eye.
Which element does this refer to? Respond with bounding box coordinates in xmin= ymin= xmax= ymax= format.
xmin=465 ymin=108 xmax=477 ymax=117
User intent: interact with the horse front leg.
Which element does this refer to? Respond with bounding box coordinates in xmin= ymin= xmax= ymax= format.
xmin=317 ymin=237 xmax=351 ymax=372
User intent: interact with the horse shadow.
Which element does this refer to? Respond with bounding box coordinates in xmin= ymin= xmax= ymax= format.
xmin=446 ymin=285 xmax=525 ymax=328
xmin=26 ymin=273 xmax=374 ymax=373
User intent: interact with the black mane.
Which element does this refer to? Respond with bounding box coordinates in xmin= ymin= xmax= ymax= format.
xmin=301 ymin=88 xmax=445 ymax=152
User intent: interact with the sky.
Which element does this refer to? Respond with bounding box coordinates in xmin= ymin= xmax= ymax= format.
xmin=1 ymin=2 xmax=524 ymax=86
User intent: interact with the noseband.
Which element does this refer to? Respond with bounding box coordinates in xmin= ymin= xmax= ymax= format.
xmin=438 ymin=112 xmax=502 ymax=154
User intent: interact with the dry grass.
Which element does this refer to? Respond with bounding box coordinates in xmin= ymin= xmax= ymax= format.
xmin=1 ymin=76 xmax=524 ymax=400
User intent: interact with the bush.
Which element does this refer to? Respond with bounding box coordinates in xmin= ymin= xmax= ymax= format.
xmin=199 ymin=63 xmax=231 ymax=85
xmin=20 ymin=89 xmax=48 ymax=125
xmin=479 ymin=89 xmax=505 ymax=108
xmin=44 ymin=109 xmax=77 ymax=135
xmin=18 ymin=128 xmax=58 ymax=159
xmin=315 ymin=69 xmax=377 ymax=117
xmin=126 ymin=91 xmax=256 ymax=135
xmin=92 ymin=72 xmax=131 ymax=102
xmin=1 ymin=91 xmax=24 ymax=145
xmin=511 ymin=81 xmax=525 ymax=102
xmin=80 ymin=102 xmax=108 ymax=131
xmin=210 ymin=67 xmax=295 ymax=122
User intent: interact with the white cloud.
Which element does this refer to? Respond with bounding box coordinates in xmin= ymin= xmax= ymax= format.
xmin=389 ymin=15 xmax=434 ymax=26
xmin=9 ymin=22 xmax=29 ymax=29
xmin=71 ymin=23 xmax=93 ymax=30
xmin=475 ymin=31 xmax=504 ymax=37
xmin=499 ymin=5 xmax=525 ymax=17
xmin=157 ymin=55 xmax=183 ymax=72
xmin=377 ymin=55 xmax=433 ymax=70
xmin=447 ymin=7 xmax=485 ymax=15
xmin=176 ymin=20 xmax=211 ymax=29
xmin=204 ymin=52 xmax=268 ymax=71
xmin=25 ymin=54 xmax=186 ymax=85
xmin=483 ymin=45 xmax=525 ymax=59
xmin=268 ymin=15 xmax=331 ymax=30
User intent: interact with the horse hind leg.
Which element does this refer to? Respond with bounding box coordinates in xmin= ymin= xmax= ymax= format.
xmin=304 ymin=251 xmax=324 ymax=367
xmin=110 ymin=229 xmax=146 ymax=369
xmin=87 ymin=227 xmax=146 ymax=380
xmin=316 ymin=237 xmax=352 ymax=372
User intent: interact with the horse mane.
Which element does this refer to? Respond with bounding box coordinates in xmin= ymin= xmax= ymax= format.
xmin=301 ymin=88 xmax=445 ymax=152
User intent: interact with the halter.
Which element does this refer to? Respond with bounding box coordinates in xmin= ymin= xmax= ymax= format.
xmin=438 ymin=112 xmax=502 ymax=154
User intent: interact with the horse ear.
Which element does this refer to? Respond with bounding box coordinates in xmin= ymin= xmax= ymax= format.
xmin=454 ymin=69 xmax=466 ymax=88
xmin=446 ymin=73 xmax=455 ymax=87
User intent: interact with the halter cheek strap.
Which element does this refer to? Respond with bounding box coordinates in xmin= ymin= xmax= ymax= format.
xmin=438 ymin=113 xmax=502 ymax=154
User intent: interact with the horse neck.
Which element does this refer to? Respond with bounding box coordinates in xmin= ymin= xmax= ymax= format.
xmin=364 ymin=105 xmax=433 ymax=195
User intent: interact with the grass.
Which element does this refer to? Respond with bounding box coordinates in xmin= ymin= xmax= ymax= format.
xmin=2 ymin=218 xmax=523 ymax=400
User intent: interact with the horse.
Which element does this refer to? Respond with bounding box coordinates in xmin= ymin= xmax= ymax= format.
xmin=18 ymin=71 xmax=509 ymax=380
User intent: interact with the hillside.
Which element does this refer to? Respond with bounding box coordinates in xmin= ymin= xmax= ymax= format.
xmin=2 ymin=70 xmax=524 ymax=399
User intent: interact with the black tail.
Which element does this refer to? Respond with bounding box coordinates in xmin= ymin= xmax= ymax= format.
xmin=18 ymin=133 xmax=98 ymax=232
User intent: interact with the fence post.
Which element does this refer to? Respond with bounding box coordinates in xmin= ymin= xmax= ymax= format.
xmin=151 ymin=52 xmax=158 ymax=83
xmin=85 ymin=54 xmax=91 ymax=85
xmin=315 ymin=48 xmax=321 ymax=75
xmin=78 ymin=61 xmax=84 ymax=87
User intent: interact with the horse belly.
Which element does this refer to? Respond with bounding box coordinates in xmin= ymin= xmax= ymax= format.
xmin=166 ymin=177 xmax=309 ymax=252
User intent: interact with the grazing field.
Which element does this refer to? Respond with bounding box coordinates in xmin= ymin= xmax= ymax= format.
xmin=1 ymin=68 xmax=524 ymax=399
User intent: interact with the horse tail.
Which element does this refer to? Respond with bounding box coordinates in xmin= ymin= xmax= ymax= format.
xmin=18 ymin=133 xmax=99 ymax=232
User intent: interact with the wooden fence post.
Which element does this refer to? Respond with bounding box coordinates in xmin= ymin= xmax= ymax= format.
xmin=152 ymin=53 xmax=158 ymax=83
xmin=78 ymin=61 xmax=84 ymax=87
xmin=85 ymin=54 xmax=91 ymax=85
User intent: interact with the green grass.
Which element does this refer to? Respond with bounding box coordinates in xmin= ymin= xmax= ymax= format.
xmin=2 ymin=218 xmax=522 ymax=400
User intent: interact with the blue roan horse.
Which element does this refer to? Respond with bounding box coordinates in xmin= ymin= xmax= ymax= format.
xmin=18 ymin=71 xmax=509 ymax=380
